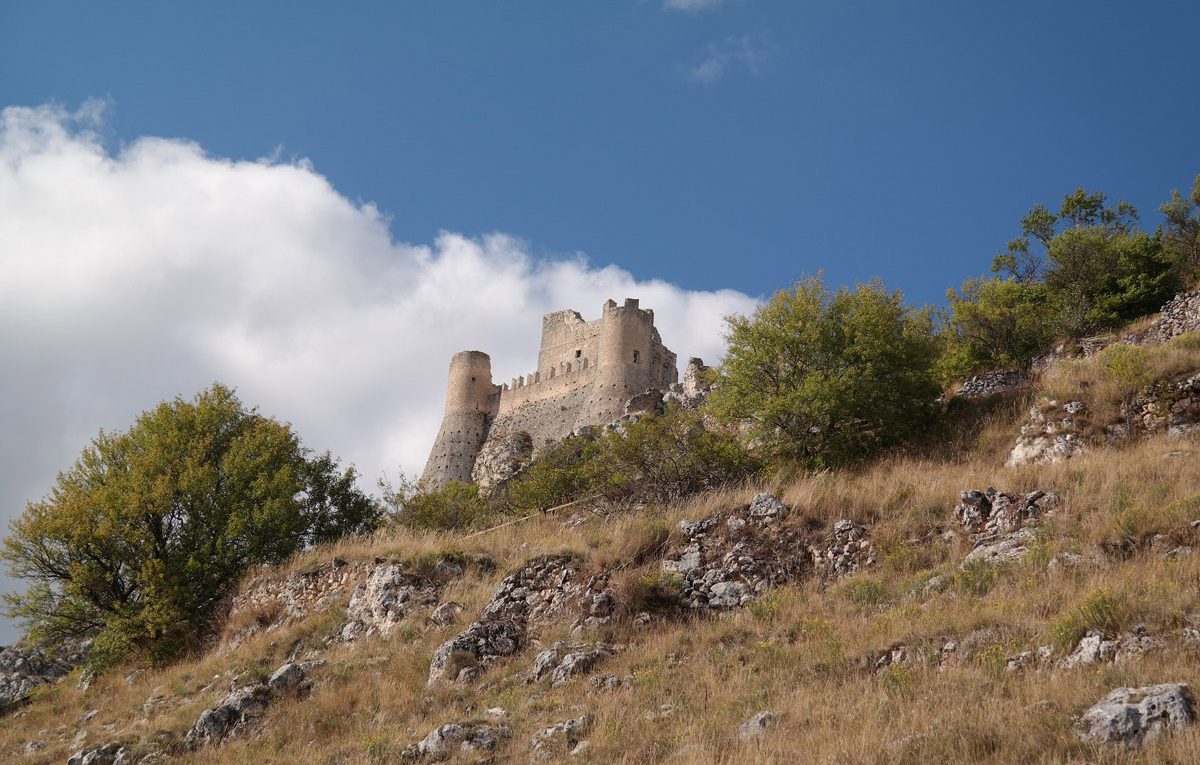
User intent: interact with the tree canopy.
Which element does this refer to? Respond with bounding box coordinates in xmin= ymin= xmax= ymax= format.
xmin=706 ymin=276 xmax=941 ymax=469
xmin=2 ymin=383 xmax=378 ymax=667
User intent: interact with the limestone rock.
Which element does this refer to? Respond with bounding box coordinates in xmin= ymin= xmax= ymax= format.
xmin=66 ymin=742 xmax=128 ymax=765
xmin=812 ymin=519 xmax=876 ymax=578
xmin=404 ymin=721 xmax=511 ymax=760
xmin=471 ymin=431 xmax=534 ymax=490
xmin=956 ymin=488 xmax=1056 ymax=566
xmin=427 ymin=619 xmax=525 ymax=686
xmin=1077 ymin=683 xmax=1195 ymax=746
xmin=531 ymin=714 xmax=594 ymax=760
xmin=737 ymin=710 xmax=777 ymax=742
xmin=184 ymin=661 xmax=315 ymax=749
xmin=429 ymin=601 xmax=464 ymax=627
xmin=224 ymin=557 xmax=369 ymax=646
xmin=530 ymin=642 xmax=616 ymax=685
xmin=1060 ymin=628 xmax=1163 ymax=669
xmin=1007 ymin=402 xmax=1088 ymax=466
xmin=665 ymin=495 xmax=808 ymax=610
xmin=341 ymin=563 xmax=439 ymax=640
xmin=0 ymin=638 xmax=91 ymax=710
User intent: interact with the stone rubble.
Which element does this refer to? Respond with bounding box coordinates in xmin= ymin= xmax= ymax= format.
xmin=1007 ymin=402 xmax=1087 ymax=467
xmin=812 ymin=519 xmax=876 ymax=578
xmin=1059 ymin=627 xmax=1163 ymax=669
xmin=1077 ymin=683 xmax=1195 ymax=747
xmin=530 ymin=714 xmax=594 ymax=760
xmin=402 ymin=721 xmax=511 ymax=761
xmin=66 ymin=742 xmax=128 ymax=765
xmin=223 ymin=557 xmax=371 ymax=645
xmin=664 ymin=493 xmax=810 ymax=610
xmin=1127 ymin=290 xmax=1200 ymax=345
xmin=955 ymin=369 xmax=1029 ymax=399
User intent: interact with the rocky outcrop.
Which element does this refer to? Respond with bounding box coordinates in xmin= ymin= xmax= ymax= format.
xmin=1117 ymin=372 xmax=1200 ymax=441
xmin=472 ymin=431 xmax=534 ymax=490
xmin=66 ymin=742 xmax=129 ymax=765
xmin=340 ymin=563 xmax=439 ymax=641
xmin=1007 ymin=401 xmax=1087 ymax=466
xmin=530 ymin=641 xmax=616 ymax=685
xmin=427 ymin=555 xmax=616 ymax=685
xmin=663 ymin=357 xmax=714 ymax=411
xmin=664 ymin=494 xmax=811 ymax=609
xmin=1077 ymin=683 xmax=1195 ymax=746
xmin=955 ymin=488 xmax=1057 ymax=565
xmin=812 ymin=520 xmax=876 ymax=578
xmin=0 ymin=639 xmax=90 ymax=711
xmin=403 ymin=721 xmax=511 ymax=761
xmin=956 ymin=370 xmax=1029 ymax=399
xmin=224 ymin=557 xmax=370 ymax=644
xmin=530 ymin=714 xmax=593 ymax=760
xmin=184 ymin=661 xmax=316 ymax=749
xmin=1059 ymin=627 xmax=1163 ymax=669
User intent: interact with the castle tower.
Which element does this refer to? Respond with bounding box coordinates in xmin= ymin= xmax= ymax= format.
xmin=421 ymin=351 xmax=496 ymax=489
xmin=575 ymin=298 xmax=658 ymax=427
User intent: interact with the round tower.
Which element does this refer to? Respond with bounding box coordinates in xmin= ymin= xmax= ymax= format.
xmin=421 ymin=351 xmax=495 ymax=489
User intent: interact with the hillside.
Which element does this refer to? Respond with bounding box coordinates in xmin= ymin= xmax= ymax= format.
xmin=4 ymin=302 xmax=1200 ymax=763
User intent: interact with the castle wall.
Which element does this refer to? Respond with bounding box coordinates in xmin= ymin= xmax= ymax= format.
xmin=421 ymin=299 xmax=681 ymax=489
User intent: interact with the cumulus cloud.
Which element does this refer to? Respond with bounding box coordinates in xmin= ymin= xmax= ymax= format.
xmin=0 ymin=102 xmax=758 ymax=637
xmin=688 ymin=34 xmax=774 ymax=84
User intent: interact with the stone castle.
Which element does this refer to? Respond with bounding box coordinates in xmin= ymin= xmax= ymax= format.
xmin=422 ymin=298 xmax=679 ymax=489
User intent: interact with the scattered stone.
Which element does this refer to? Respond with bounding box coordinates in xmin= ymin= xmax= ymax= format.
xmin=1060 ymin=628 xmax=1163 ymax=669
xmin=1077 ymin=683 xmax=1195 ymax=746
xmin=955 ymin=488 xmax=1057 ymax=566
xmin=403 ymin=721 xmax=511 ymax=761
xmin=737 ymin=710 xmax=777 ymax=742
xmin=530 ymin=642 xmax=616 ymax=685
xmin=1004 ymin=646 xmax=1052 ymax=672
xmin=485 ymin=707 xmax=509 ymax=718
xmin=531 ymin=714 xmax=594 ymax=760
xmin=340 ymin=563 xmax=439 ymax=641
xmin=23 ymin=740 xmax=47 ymax=756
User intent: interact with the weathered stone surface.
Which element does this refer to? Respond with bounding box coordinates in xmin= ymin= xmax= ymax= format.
xmin=1060 ymin=627 xmax=1163 ymax=669
xmin=531 ymin=714 xmax=594 ymax=760
xmin=472 ymin=431 xmax=534 ymax=490
xmin=340 ymin=563 xmax=439 ymax=641
xmin=664 ymin=494 xmax=810 ymax=610
xmin=1127 ymin=290 xmax=1200 ymax=345
xmin=530 ymin=642 xmax=616 ymax=685
xmin=0 ymin=639 xmax=91 ymax=711
xmin=66 ymin=742 xmax=128 ymax=765
xmin=184 ymin=662 xmax=316 ymax=749
xmin=1077 ymin=683 xmax=1195 ymax=746
xmin=427 ymin=619 xmax=525 ymax=686
xmin=812 ymin=519 xmax=876 ymax=578
xmin=1004 ymin=646 xmax=1053 ymax=672
xmin=956 ymin=488 xmax=1057 ymax=566
xmin=404 ymin=721 xmax=511 ymax=760
xmin=429 ymin=601 xmax=464 ymax=627
xmin=737 ymin=710 xmax=777 ymax=742
xmin=224 ymin=557 xmax=370 ymax=645
xmin=1008 ymin=402 xmax=1087 ymax=466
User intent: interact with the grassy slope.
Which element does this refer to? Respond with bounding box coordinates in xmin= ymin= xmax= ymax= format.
xmin=5 ymin=361 xmax=1200 ymax=764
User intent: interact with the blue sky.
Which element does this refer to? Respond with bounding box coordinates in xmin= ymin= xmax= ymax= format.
xmin=5 ymin=0 xmax=1198 ymax=306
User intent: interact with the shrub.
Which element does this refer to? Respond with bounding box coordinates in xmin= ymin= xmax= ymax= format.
xmin=1049 ymin=589 xmax=1125 ymax=650
xmin=707 ymin=275 xmax=942 ymax=469
xmin=2 ymin=383 xmax=378 ymax=668
xmin=382 ymin=478 xmax=493 ymax=532
xmin=505 ymin=436 xmax=592 ymax=511
xmin=1097 ymin=343 xmax=1152 ymax=394
xmin=939 ymin=276 xmax=1057 ymax=379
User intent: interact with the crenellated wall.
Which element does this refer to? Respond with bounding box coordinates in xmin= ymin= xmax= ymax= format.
xmin=420 ymin=298 xmax=679 ymax=490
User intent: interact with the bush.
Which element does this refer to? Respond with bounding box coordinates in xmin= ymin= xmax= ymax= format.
xmin=2 ymin=384 xmax=378 ymax=668
xmin=381 ymin=477 xmax=493 ymax=532
xmin=939 ymin=276 xmax=1057 ymax=379
xmin=707 ymin=276 xmax=942 ymax=469
xmin=506 ymin=407 xmax=759 ymax=510
xmin=1097 ymin=343 xmax=1152 ymax=394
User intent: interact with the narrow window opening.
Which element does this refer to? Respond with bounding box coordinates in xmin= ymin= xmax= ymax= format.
xmin=575 ymin=349 xmax=582 ymax=359
xmin=632 ymin=350 xmax=640 ymax=363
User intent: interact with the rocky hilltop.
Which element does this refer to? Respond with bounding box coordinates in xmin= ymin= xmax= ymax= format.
xmin=5 ymin=293 xmax=1200 ymax=764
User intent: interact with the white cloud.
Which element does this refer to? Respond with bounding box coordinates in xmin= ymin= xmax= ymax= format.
xmin=0 ymin=102 xmax=758 ymax=637
xmin=664 ymin=0 xmax=726 ymax=11
xmin=688 ymin=34 xmax=774 ymax=84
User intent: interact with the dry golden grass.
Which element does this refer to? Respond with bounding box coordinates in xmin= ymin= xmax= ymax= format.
xmin=5 ymin=405 xmax=1200 ymax=763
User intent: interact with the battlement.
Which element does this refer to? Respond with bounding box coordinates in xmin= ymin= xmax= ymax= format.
xmin=421 ymin=298 xmax=679 ymax=489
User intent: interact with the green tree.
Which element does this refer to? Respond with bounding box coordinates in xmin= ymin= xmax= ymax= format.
xmin=2 ymin=383 xmax=378 ymax=667
xmin=1160 ymin=174 xmax=1200 ymax=277
xmin=707 ymin=276 xmax=941 ymax=468
xmin=940 ymin=276 xmax=1057 ymax=379
xmin=379 ymin=475 xmax=493 ymax=532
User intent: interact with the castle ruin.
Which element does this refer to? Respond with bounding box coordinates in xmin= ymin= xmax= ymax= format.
xmin=421 ymin=298 xmax=679 ymax=489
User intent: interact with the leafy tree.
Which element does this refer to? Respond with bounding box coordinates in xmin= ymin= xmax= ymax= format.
xmin=1160 ymin=174 xmax=1200 ymax=277
xmin=939 ymin=276 xmax=1057 ymax=379
xmin=2 ymin=384 xmax=378 ymax=667
xmin=706 ymin=276 xmax=941 ymax=468
xmin=992 ymin=188 xmax=1178 ymax=336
